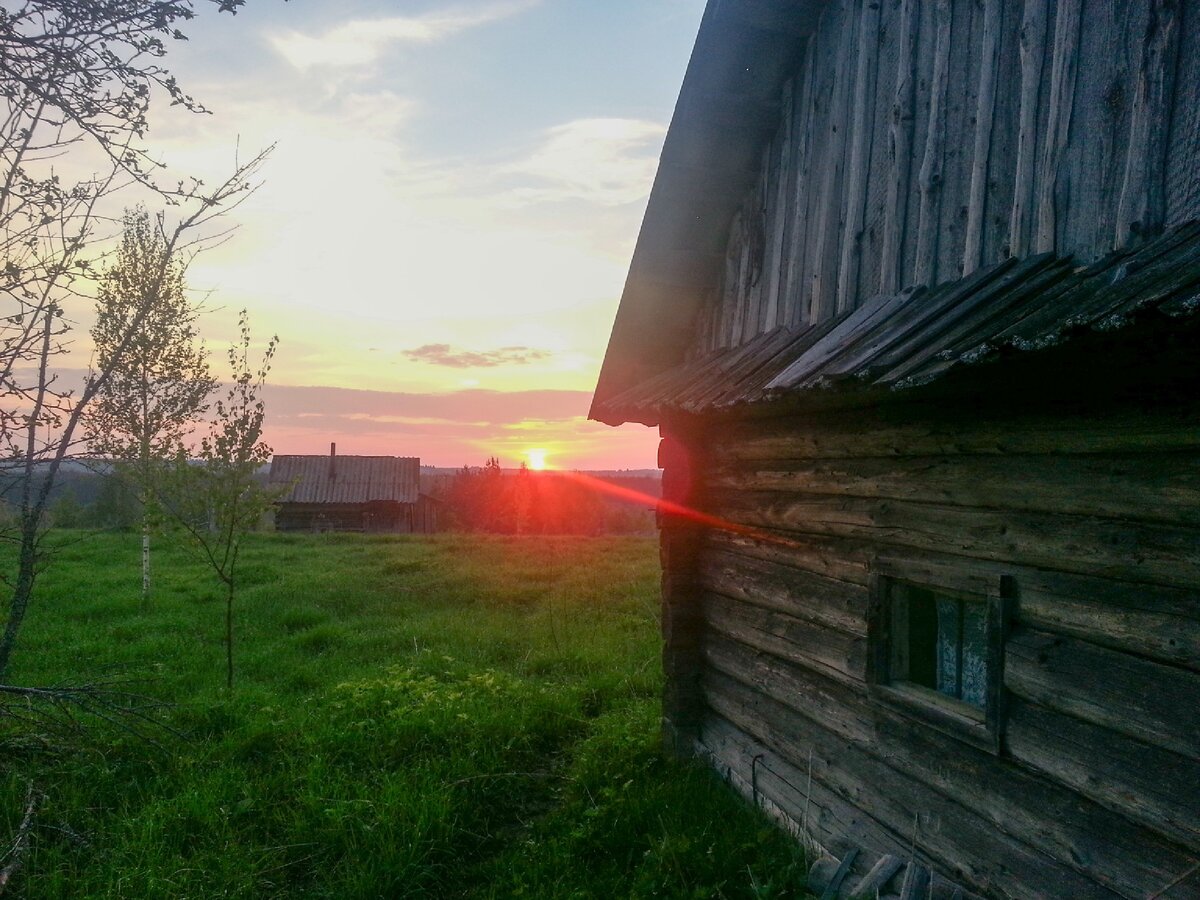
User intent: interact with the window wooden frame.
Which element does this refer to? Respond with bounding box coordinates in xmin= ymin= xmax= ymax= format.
xmin=867 ymin=559 xmax=1014 ymax=754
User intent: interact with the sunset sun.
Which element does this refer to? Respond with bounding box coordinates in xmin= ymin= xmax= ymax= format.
xmin=526 ymin=448 xmax=548 ymax=470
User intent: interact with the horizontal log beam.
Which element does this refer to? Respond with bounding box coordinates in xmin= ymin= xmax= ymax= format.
xmin=700 ymin=589 xmax=866 ymax=684
xmin=1007 ymin=697 xmax=1200 ymax=851
xmin=1005 ymin=628 xmax=1200 ymax=759
xmin=708 ymin=452 xmax=1200 ymax=527
xmin=708 ymin=413 xmax=1200 ymax=461
xmin=705 ymin=490 xmax=1200 ymax=589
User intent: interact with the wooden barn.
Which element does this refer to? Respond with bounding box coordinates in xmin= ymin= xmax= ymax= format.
xmin=591 ymin=1 xmax=1200 ymax=897
xmin=270 ymin=446 xmax=437 ymax=534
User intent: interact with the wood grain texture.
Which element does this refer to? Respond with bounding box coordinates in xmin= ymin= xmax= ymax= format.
xmin=701 ymin=589 xmax=867 ymax=685
xmin=706 ymin=488 xmax=1200 ymax=589
xmin=1005 ymin=628 xmax=1200 ymax=758
xmin=1115 ymin=0 xmax=1181 ymax=249
xmin=708 ymin=408 xmax=1200 ymax=461
xmin=1165 ymin=2 xmax=1200 ymax=223
xmin=878 ymin=0 xmax=919 ymax=295
xmin=1008 ymin=0 xmax=1046 ymax=256
xmin=913 ymin=0 xmax=953 ymax=286
xmin=698 ymin=544 xmax=869 ymax=635
xmin=962 ymin=0 xmax=1002 ymax=274
xmin=763 ymin=78 xmax=795 ymax=331
xmin=707 ymin=451 xmax=1200 ymax=527
xmin=808 ymin=0 xmax=858 ymax=323
xmin=1007 ymin=696 xmax=1200 ymax=850
xmin=1033 ymin=0 xmax=1081 ymax=252
xmin=784 ymin=40 xmax=818 ymax=329
xmin=836 ymin=0 xmax=880 ymax=313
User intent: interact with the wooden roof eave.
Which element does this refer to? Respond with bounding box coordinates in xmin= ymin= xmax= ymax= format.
xmin=592 ymin=222 xmax=1200 ymax=427
xmin=589 ymin=0 xmax=829 ymax=423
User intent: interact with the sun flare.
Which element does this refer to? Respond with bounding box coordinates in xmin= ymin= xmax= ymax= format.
xmin=526 ymin=448 xmax=548 ymax=470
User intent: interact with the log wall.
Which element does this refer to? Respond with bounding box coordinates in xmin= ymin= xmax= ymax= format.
xmin=665 ymin=400 xmax=1200 ymax=898
xmin=693 ymin=0 xmax=1200 ymax=355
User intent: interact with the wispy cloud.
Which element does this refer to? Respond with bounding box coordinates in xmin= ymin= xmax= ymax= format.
xmin=403 ymin=344 xmax=551 ymax=368
xmin=269 ymin=1 xmax=540 ymax=70
xmin=500 ymin=118 xmax=666 ymax=207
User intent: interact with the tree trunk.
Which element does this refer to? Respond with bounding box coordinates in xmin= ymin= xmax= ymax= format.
xmin=225 ymin=577 xmax=234 ymax=690
xmin=0 ymin=514 xmax=41 ymax=677
xmin=141 ymin=519 xmax=151 ymax=607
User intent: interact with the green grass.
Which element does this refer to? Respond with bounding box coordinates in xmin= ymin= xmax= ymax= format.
xmin=0 ymin=531 xmax=809 ymax=898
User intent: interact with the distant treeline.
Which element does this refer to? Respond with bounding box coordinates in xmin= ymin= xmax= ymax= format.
xmin=430 ymin=462 xmax=660 ymax=535
xmin=0 ymin=463 xmax=271 ymax=531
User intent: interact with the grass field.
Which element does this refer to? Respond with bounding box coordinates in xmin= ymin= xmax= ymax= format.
xmin=0 ymin=531 xmax=809 ymax=898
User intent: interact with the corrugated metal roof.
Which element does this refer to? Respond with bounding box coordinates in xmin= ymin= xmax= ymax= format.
xmin=269 ymin=455 xmax=419 ymax=504
xmin=592 ymin=222 xmax=1200 ymax=426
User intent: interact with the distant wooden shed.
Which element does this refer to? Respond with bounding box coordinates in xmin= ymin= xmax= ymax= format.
xmin=592 ymin=1 xmax=1200 ymax=897
xmin=269 ymin=446 xmax=437 ymax=533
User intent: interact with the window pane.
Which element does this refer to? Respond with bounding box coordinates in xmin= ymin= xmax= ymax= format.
xmin=935 ymin=597 xmax=961 ymax=699
xmin=960 ymin=600 xmax=989 ymax=708
xmin=904 ymin=587 xmax=938 ymax=689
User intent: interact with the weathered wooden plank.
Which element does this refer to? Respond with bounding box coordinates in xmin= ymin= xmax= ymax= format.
xmin=742 ymin=154 xmax=769 ymax=343
xmin=1007 ymin=0 xmax=1049 ymax=257
xmin=1005 ymin=628 xmax=1200 ymax=759
xmin=808 ymin=0 xmax=858 ymax=323
xmin=784 ymin=38 xmax=818 ymax=329
xmin=700 ymin=655 xmax=1188 ymax=896
xmin=1007 ymin=697 xmax=1200 ymax=851
xmin=836 ymin=0 xmax=881 ymax=313
xmin=1115 ymin=0 xmax=1181 ymax=249
xmin=932 ymin=0 xmax=979 ymax=285
xmin=820 ymin=847 xmax=858 ymax=900
xmin=1165 ymin=3 xmax=1200 ymax=223
xmin=854 ymin=0 xmax=897 ymax=309
xmin=706 ymin=451 xmax=1200 ymax=527
xmin=717 ymin=225 xmax=740 ymax=348
xmin=700 ymin=589 xmax=867 ymax=685
xmin=1034 ymin=0 xmax=1082 ymax=252
xmin=706 ymin=409 xmax=1200 ymax=461
xmin=769 ymin=285 xmax=929 ymax=390
xmin=698 ymin=545 xmax=870 ymax=635
xmin=913 ymin=0 xmax=953 ymax=287
xmin=762 ymin=78 xmax=795 ymax=331
xmin=878 ymin=0 xmax=918 ymax=296
xmin=1017 ymin=571 xmax=1200 ymax=667
xmin=980 ymin=0 xmax=1022 ymax=266
xmin=704 ymin=489 xmax=1200 ymax=590
xmin=705 ymin=529 xmax=872 ymax=587
xmin=873 ymin=256 xmax=1069 ymax=386
xmin=728 ymin=211 xmax=749 ymax=347
xmin=962 ymin=0 xmax=1002 ymax=275
xmin=1073 ymin=0 xmax=1142 ymax=262
xmin=850 ymin=854 xmax=905 ymax=898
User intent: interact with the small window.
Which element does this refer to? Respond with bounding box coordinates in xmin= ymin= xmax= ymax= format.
xmin=868 ymin=563 xmax=1013 ymax=753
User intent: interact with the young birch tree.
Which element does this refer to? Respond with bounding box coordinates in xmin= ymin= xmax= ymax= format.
xmin=87 ymin=208 xmax=216 ymax=605
xmin=166 ymin=312 xmax=278 ymax=689
xmin=0 ymin=0 xmax=274 ymax=677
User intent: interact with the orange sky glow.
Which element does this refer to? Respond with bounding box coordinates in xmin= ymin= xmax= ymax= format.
xmin=85 ymin=1 xmax=708 ymax=471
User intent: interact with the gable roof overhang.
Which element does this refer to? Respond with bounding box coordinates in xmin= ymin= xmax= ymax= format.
xmin=592 ymin=222 xmax=1200 ymax=426
xmin=590 ymin=0 xmax=826 ymax=424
